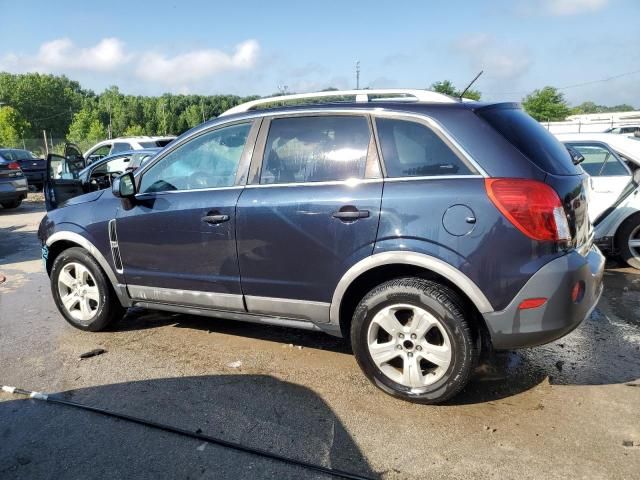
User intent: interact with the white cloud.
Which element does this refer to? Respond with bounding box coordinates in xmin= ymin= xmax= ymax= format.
xmin=0 ymin=37 xmax=260 ymax=90
xmin=453 ymin=34 xmax=531 ymax=80
xmin=0 ymin=37 xmax=130 ymax=72
xmin=135 ymin=40 xmax=259 ymax=86
xmin=521 ymin=0 xmax=609 ymax=16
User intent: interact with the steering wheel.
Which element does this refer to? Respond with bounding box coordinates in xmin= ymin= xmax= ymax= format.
xmin=188 ymin=171 xmax=210 ymax=189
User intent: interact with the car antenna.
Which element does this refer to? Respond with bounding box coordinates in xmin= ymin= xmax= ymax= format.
xmin=459 ymin=70 xmax=483 ymax=100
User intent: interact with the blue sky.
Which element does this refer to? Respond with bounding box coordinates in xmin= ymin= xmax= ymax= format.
xmin=0 ymin=0 xmax=638 ymax=106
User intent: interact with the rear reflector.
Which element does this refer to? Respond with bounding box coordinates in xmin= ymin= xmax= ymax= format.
xmin=518 ymin=298 xmax=547 ymax=310
xmin=571 ymin=281 xmax=585 ymax=303
xmin=485 ymin=178 xmax=571 ymax=242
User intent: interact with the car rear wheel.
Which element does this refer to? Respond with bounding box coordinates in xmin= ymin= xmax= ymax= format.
xmin=51 ymin=247 xmax=125 ymax=331
xmin=1 ymin=199 xmax=22 ymax=209
xmin=617 ymin=214 xmax=640 ymax=270
xmin=351 ymin=278 xmax=477 ymax=404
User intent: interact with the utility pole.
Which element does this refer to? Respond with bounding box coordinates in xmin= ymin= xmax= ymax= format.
xmin=201 ymin=99 xmax=206 ymax=123
xmin=356 ymin=61 xmax=360 ymax=90
xmin=42 ymin=130 xmax=49 ymax=156
xmin=161 ymin=102 xmax=167 ymax=135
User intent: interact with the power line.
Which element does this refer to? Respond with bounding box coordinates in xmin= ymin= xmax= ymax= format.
xmin=483 ymin=68 xmax=640 ymax=96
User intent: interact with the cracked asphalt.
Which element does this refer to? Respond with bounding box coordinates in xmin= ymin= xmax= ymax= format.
xmin=1 ymin=198 xmax=639 ymax=479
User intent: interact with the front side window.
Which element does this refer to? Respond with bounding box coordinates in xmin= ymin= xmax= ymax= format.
xmin=140 ymin=122 xmax=251 ymax=193
xmin=260 ymin=115 xmax=370 ymax=184
xmin=376 ymin=118 xmax=472 ymax=177
xmin=569 ymin=143 xmax=628 ymax=176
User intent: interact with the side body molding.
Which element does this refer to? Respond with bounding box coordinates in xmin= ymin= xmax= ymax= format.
xmin=46 ymin=231 xmax=132 ymax=307
xmin=329 ymin=251 xmax=494 ymax=325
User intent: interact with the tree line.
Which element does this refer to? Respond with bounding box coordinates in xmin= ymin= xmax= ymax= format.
xmin=0 ymin=72 xmax=635 ymax=153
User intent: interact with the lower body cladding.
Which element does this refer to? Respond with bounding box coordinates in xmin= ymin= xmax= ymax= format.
xmin=483 ymin=246 xmax=605 ymax=350
xmin=126 ymin=285 xmax=340 ymax=336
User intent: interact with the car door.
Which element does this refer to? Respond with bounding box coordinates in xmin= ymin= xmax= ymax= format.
xmin=567 ymin=142 xmax=632 ymax=221
xmin=236 ymin=114 xmax=383 ymax=322
xmin=45 ymin=153 xmax=86 ymax=210
xmin=114 ymin=120 xmax=259 ymax=310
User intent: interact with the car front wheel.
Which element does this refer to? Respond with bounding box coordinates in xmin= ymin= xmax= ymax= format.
xmin=351 ymin=278 xmax=477 ymax=404
xmin=51 ymin=247 xmax=125 ymax=331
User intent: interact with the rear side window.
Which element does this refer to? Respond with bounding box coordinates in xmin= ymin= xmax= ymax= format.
xmin=478 ymin=106 xmax=579 ymax=175
xmin=568 ymin=143 xmax=629 ymax=176
xmin=376 ymin=118 xmax=472 ymax=177
xmin=111 ymin=142 xmax=132 ymax=154
xmin=260 ymin=116 xmax=370 ymax=184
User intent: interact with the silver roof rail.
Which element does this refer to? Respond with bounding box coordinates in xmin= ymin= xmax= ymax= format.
xmin=220 ymin=89 xmax=456 ymax=117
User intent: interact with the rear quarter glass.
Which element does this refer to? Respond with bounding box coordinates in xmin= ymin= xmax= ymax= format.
xmin=477 ymin=105 xmax=581 ymax=176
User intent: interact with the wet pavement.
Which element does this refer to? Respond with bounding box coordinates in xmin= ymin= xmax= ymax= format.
xmin=1 ymin=199 xmax=639 ymax=479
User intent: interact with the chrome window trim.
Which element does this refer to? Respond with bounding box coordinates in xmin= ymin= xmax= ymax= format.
xmin=128 ymin=285 xmax=245 ymax=312
xmin=329 ymin=251 xmax=494 ymax=327
xmin=134 ymin=185 xmax=244 ymax=198
xmin=46 ymin=231 xmax=132 ymax=307
xmin=244 ymin=178 xmax=383 ymax=189
xmin=384 ymin=175 xmax=483 ymax=182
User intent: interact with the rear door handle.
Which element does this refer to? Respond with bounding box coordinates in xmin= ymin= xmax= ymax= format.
xmin=332 ymin=207 xmax=370 ymax=220
xmin=202 ymin=214 xmax=230 ymax=224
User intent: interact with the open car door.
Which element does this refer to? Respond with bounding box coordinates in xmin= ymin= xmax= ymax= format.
xmin=566 ymin=142 xmax=633 ymax=221
xmin=45 ymin=153 xmax=85 ymax=211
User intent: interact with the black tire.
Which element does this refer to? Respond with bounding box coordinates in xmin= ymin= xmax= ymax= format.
xmin=617 ymin=214 xmax=640 ymax=270
xmin=1 ymin=199 xmax=22 ymax=209
xmin=351 ymin=277 xmax=477 ymax=404
xmin=51 ymin=247 xmax=125 ymax=331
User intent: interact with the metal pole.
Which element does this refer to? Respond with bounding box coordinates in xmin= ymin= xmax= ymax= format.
xmin=42 ymin=130 xmax=49 ymax=156
xmin=356 ymin=61 xmax=360 ymax=89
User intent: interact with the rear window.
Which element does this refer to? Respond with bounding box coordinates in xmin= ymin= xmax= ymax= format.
xmin=140 ymin=139 xmax=174 ymax=148
xmin=477 ymin=106 xmax=580 ymax=175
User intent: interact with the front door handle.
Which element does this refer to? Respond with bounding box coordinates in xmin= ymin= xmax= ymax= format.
xmin=202 ymin=214 xmax=230 ymax=224
xmin=332 ymin=206 xmax=370 ymax=221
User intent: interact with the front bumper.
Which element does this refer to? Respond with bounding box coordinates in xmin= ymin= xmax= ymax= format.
xmin=483 ymin=246 xmax=605 ymax=350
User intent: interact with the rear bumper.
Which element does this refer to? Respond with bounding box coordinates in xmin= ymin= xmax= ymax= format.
xmin=483 ymin=246 xmax=605 ymax=350
xmin=0 ymin=178 xmax=28 ymax=201
xmin=23 ymin=170 xmax=46 ymax=186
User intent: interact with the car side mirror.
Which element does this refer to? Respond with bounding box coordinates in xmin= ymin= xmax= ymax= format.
xmin=112 ymin=172 xmax=136 ymax=198
xmin=566 ymin=145 xmax=585 ymax=166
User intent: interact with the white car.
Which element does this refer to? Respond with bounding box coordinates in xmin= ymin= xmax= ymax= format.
xmin=556 ymin=133 xmax=640 ymax=269
xmin=83 ymin=136 xmax=175 ymax=163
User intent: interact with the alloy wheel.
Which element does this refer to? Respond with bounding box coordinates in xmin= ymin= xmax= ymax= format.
xmin=367 ymin=303 xmax=452 ymax=390
xmin=57 ymin=262 xmax=100 ymax=322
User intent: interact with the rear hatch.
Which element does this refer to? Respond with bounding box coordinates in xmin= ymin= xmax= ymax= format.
xmin=17 ymin=157 xmax=46 ymax=173
xmin=477 ymin=104 xmax=592 ymax=251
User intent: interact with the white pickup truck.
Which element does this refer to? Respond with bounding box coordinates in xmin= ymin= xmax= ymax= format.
xmin=556 ymin=133 xmax=640 ymax=269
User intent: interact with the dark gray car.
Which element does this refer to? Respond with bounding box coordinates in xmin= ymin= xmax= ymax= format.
xmin=0 ymin=154 xmax=28 ymax=209
xmin=38 ymin=89 xmax=605 ymax=403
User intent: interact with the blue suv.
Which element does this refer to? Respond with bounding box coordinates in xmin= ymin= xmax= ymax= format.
xmin=39 ymin=90 xmax=604 ymax=403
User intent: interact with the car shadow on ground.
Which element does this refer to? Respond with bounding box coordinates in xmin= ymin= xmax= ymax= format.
xmin=117 ymin=263 xmax=640 ymax=406
xmin=0 ymin=375 xmax=378 ymax=479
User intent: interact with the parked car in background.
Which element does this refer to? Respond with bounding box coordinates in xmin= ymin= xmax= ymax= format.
xmin=0 ymin=148 xmax=46 ymax=189
xmin=40 ymin=89 xmax=604 ymax=403
xmin=556 ymin=133 xmax=640 ymax=269
xmin=45 ymin=149 xmax=160 ymax=210
xmin=603 ymin=124 xmax=640 ymax=137
xmin=0 ymin=154 xmax=28 ymax=209
xmin=81 ymin=136 xmax=175 ymax=164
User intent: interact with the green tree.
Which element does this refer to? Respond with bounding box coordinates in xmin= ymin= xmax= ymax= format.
xmin=430 ymin=80 xmax=481 ymax=100
xmin=123 ymin=124 xmax=145 ymax=136
xmin=67 ymin=108 xmax=107 ymax=150
xmin=522 ymin=86 xmax=571 ymax=121
xmin=0 ymin=106 xmax=30 ymax=147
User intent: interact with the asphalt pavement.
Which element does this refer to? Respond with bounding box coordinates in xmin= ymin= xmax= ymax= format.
xmin=0 ymin=198 xmax=638 ymax=479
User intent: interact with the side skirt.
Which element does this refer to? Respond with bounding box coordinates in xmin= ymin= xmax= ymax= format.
xmin=131 ymin=301 xmax=343 ymax=338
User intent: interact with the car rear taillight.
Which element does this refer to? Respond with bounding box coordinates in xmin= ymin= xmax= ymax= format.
xmin=485 ymin=178 xmax=571 ymax=242
xmin=7 ymin=162 xmax=21 ymax=170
